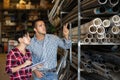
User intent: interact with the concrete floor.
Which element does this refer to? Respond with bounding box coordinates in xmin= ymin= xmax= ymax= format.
xmin=0 ymin=53 xmax=9 ymax=80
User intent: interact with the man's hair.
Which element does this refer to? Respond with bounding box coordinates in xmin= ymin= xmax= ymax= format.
xmin=32 ymin=19 xmax=46 ymax=28
xmin=15 ymin=30 xmax=28 ymax=42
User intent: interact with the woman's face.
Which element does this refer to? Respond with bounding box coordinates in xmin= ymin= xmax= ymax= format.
xmin=21 ymin=33 xmax=31 ymax=45
xmin=22 ymin=36 xmax=31 ymax=45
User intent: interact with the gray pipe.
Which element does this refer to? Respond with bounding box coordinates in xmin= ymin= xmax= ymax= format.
xmin=81 ymin=0 xmax=108 ymax=10
xmin=108 ymin=0 xmax=119 ymax=7
xmin=81 ymin=6 xmax=106 ymax=17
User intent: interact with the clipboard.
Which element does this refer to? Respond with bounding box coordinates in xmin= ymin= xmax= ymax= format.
xmin=26 ymin=60 xmax=45 ymax=69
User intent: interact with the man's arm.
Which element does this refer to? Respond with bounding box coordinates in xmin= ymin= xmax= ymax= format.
xmin=56 ymin=23 xmax=72 ymax=49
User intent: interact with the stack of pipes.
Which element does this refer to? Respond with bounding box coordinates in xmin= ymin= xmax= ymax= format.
xmin=81 ymin=0 xmax=120 ymax=17
xmin=71 ymin=15 xmax=120 ymax=43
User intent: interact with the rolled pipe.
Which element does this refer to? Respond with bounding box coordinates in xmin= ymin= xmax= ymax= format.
xmin=81 ymin=18 xmax=102 ymax=28
xmin=81 ymin=0 xmax=108 ymax=10
xmin=101 ymin=38 xmax=107 ymax=43
xmin=114 ymin=21 xmax=120 ymax=26
xmin=48 ymin=0 xmax=60 ymax=18
xmin=90 ymin=38 xmax=97 ymax=43
xmin=87 ymin=34 xmax=93 ymax=38
xmin=105 ymin=5 xmax=119 ymax=15
xmin=81 ymin=25 xmax=97 ymax=34
xmin=110 ymin=15 xmax=120 ymax=24
xmin=108 ymin=0 xmax=119 ymax=7
xmin=93 ymin=18 xmax=103 ymax=26
xmin=63 ymin=6 xmax=78 ymax=23
xmin=81 ymin=6 xmax=106 ymax=17
xmin=110 ymin=4 xmax=119 ymax=13
xmin=102 ymin=19 xmax=110 ymax=28
xmin=105 ymin=34 xmax=114 ymax=38
xmin=105 ymin=63 xmax=119 ymax=72
xmin=111 ymin=26 xmax=119 ymax=34
xmin=81 ymin=0 xmax=92 ymax=5
xmin=92 ymin=62 xmax=110 ymax=76
xmin=107 ymin=38 xmax=114 ymax=43
xmin=84 ymin=38 xmax=91 ymax=43
xmin=113 ymin=66 xmax=120 ymax=72
xmin=105 ymin=33 xmax=111 ymax=38
xmin=96 ymin=34 xmax=105 ymax=39
xmin=96 ymin=26 xmax=105 ymax=35
xmin=89 ymin=25 xmax=97 ymax=34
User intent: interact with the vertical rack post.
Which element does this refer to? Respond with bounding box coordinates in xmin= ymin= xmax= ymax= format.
xmin=78 ymin=0 xmax=81 ymax=80
xmin=69 ymin=23 xmax=72 ymax=64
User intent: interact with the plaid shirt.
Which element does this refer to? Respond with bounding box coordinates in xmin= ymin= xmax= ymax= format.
xmin=5 ymin=48 xmax=32 ymax=80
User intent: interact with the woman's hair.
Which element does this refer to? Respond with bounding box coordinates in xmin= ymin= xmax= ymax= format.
xmin=15 ymin=30 xmax=28 ymax=42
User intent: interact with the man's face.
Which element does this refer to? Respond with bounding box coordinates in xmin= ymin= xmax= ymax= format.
xmin=34 ymin=21 xmax=46 ymax=35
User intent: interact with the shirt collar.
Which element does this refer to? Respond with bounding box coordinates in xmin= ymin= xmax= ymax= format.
xmin=33 ymin=34 xmax=49 ymax=42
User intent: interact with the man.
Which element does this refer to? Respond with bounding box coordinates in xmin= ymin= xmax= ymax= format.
xmin=28 ymin=19 xmax=72 ymax=80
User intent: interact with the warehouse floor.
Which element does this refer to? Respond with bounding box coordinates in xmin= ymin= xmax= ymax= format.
xmin=0 ymin=53 xmax=33 ymax=80
xmin=0 ymin=53 xmax=9 ymax=80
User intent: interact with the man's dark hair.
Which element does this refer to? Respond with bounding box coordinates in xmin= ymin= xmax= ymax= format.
xmin=15 ymin=30 xmax=28 ymax=42
xmin=32 ymin=19 xmax=46 ymax=28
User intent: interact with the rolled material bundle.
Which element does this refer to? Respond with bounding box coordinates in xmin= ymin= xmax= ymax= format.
xmin=62 ymin=6 xmax=78 ymax=24
xmin=110 ymin=26 xmax=119 ymax=34
xmin=110 ymin=15 xmax=120 ymax=25
xmin=107 ymin=0 xmax=119 ymax=7
xmin=71 ymin=18 xmax=101 ymax=35
xmin=102 ymin=19 xmax=111 ymax=28
xmin=48 ymin=0 xmax=60 ymax=18
xmin=49 ymin=16 xmax=60 ymax=27
xmin=105 ymin=33 xmax=114 ymax=39
xmin=83 ymin=38 xmax=91 ymax=43
xmin=96 ymin=26 xmax=105 ymax=35
xmin=96 ymin=34 xmax=105 ymax=39
xmin=106 ymin=4 xmax=120 ymax=14
xmin=90 ymin=38 xmax=98 ymax=43
xmin=48 ymin=0 xmax=61 ymax=27
xmin=81 ymin=0 xmax=108 ymax=10
xmin=80 ymin=18 xmax=102 ymax=34
xmin=81 ymin=6 xmax=106 ymax=17
xmin=81 ymin=25 xmax=97 ymax=35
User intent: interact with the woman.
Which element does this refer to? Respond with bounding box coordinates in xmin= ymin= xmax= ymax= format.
xmin=5 ymin=30 xmax=32 ymax=80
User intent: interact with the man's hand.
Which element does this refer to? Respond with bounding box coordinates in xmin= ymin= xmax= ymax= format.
xmin=32 ymin=64 xmax=43 ymax=71
xmin=34 ymin=70 xmax=44 ymax=78
xmin=63 ymin=23 xmax=69 ymax=40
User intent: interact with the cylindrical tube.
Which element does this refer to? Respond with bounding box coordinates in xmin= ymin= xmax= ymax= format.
xmin=84 ymin=38 xmax=91 ymax=43
xmin=111 ymin=26 xmax=119 ymax=34
xmin=107 ymin=38 xmax=114 ymax=43
xmin=105 ymin=33 xmax=111 ymax=38
xmin=90 ymin=38 xmax=97 ymax=43
xmin=96 ymin=34 xmax=105 ymax=39
xmin=108 ymin=0 xmax=119 ymax=7
xmin=96 ymin=26 xmax=105 ymax=35
xmin=81 ymin=6 xmax=106 ymax=17
xmin=89 ymin=25 xmax=97 ymax=34
xmin=101 ymin=38 xmax=107 ymax=43
xmin=87 ymin=34 xmax=93 ymax=38
xmin=110 ymin=15 xmax=120 ymax=24
xmin=81 ymin=0 xmax=108 ymax=10
xmin=102 ymin=19 xmax=110 ymax=28
xmin=114 ymin=21 xmax=120 ymax=26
